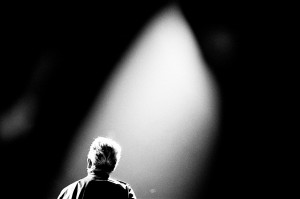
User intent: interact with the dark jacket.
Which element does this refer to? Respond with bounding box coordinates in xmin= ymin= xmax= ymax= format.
xmin=57 ymin=172 xmax=136 ymax=199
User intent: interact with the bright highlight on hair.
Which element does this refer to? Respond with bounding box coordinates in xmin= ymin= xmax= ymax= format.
xmin=87 ymin=137 xmax=121 ymax=174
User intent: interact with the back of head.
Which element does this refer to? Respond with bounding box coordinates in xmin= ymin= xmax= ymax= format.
xmin=87 ymin=137 xmax=121 ymax=174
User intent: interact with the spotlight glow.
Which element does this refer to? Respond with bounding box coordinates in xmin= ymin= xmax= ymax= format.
xmin=0 ymin=95 xmax=37 ymax=141
xmin=56 ymin=5 xmax=219 ymax=199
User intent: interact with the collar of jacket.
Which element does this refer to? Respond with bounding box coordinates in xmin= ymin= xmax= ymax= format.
xmin=88 ymin=170 xmax=110 ymax=180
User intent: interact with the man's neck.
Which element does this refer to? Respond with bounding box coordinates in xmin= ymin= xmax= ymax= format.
xmin=88 ymin=170 xmax=110 ymax=180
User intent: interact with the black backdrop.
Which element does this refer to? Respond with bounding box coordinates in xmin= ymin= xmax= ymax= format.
xmin=1 ymin=1 xmax=295 ymax=198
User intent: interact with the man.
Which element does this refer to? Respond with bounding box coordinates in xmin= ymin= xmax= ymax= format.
xmin=57 ymin=137 xmax=136 ymax=199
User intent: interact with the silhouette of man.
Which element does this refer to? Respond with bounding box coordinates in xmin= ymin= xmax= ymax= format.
xmin=57 ymin=137 xmax=136 ymax=199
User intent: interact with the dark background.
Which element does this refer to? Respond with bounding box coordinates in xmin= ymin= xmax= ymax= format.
xmin=1 ymin=1 xmax=295 ymax=198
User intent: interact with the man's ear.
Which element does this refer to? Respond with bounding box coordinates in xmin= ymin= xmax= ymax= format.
xmin=87 ymin=158 xmax=92 ymax=168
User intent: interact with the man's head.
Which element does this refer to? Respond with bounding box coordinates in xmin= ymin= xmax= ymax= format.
xmin=87 ymin=137 xmax=121 ymax=174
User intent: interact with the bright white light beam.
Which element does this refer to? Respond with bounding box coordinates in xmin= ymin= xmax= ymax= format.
xmin=55 ymin=4 xmax=219 ymax=199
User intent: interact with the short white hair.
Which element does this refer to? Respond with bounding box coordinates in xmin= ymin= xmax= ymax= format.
xmin=87 ymin=137 xmax=121 ymax=174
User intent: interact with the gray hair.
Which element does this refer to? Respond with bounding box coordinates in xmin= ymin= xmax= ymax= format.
xmin=87 ymin=137 xmax=121 ymax=174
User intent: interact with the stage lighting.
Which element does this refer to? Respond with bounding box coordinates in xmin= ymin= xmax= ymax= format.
xmin=55 ymin=4 xmax=219 ymax=199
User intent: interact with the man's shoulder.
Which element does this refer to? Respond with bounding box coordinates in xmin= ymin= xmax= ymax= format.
xmin=66 ymin=178 xmax=87 ymax=189
xmin=115 ymin=179 xmax=127 ymax=185
xmin=107 ymin=178 xmax=130 ymax=188
xmin=57 ymin=178 xmax=87 ymax=199
xmin=110 ymin=179 xmax=136 ymax=199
